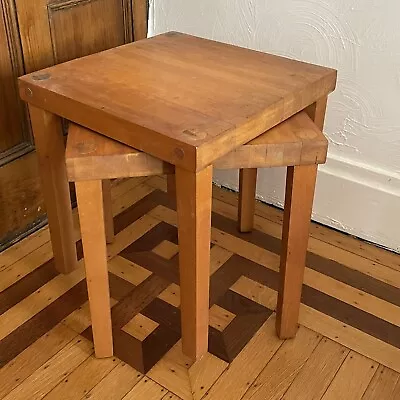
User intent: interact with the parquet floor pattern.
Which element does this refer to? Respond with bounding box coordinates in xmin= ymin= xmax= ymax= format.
xmin=1 ymin=176 xmax=399 ymax=400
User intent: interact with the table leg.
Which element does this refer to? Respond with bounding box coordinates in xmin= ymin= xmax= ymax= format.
xmin=102 ymin=180 xmax=115 ymax=243
xmin=276 ymin=96 xmax=327 ymax=338
xmin=238 ymin=168 xmax=257 ymax=232
xmin=29 ymin=105 xmax=78 ymax=274
xmin=175 ymin=166 xmax=213 ymax=361
xmin=76 ymin=180 xmax=113 ymax=358
xmin=276 ymin=165 xmax=317 ymax=338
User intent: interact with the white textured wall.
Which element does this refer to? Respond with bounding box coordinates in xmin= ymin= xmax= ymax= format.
xmin=149 ymin=0 xmax=400 ymax=252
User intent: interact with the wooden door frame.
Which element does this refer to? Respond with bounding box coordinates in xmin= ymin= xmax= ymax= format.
xmin=0 ymin=0 xmax=149 ymax=251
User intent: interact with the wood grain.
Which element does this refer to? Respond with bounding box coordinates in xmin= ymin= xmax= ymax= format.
xmin=28 ymin=106 xmax=77 ymax=274
xmin=47 ymin=0 xmax=125 ymax=64
xmin=2 ymin=337 xmax=93 ymax=400
xmin=175 ymin=166 xmax=213 ymax=360
xmin=66 ymin=123 xmax=173 ymax=181
xmin=42 ymin=355 xmax=118 ymax=400
xmin=123 ymin=378 xmax=166 ymax=400
xmin=19 ymin=32 xmax=336 ymax=172
xmin=214 ymin=112 xmax=328 ymax=169
xmin=282 ymin=338 xmax=349 ymax=400
xmin=321 ymin=351 xmax=377 ymax=400
xmin=242 ymin=326 xmax=321 ymax=400
xmin=76 ymin=180 xmax=113 ymax=358
xmin=276 ymin=165 xmax=318 ymax=338
xmin=1 ymin=179 xmax=400 ymax=400
xmin=362 ymin=365 xmax=400 ymax=400
xmin=83 ymin=361 xmax=143 ymax=400
xmin=206 ymin=316 xmax=283 ymax=400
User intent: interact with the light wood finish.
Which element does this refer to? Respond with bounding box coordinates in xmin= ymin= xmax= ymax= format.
xmin=123 ymin=314 xmax=159 ymax=341
xmin=209 ymin=305 xmax=236 ymax=332
xmin=102 ymin=180 xmax=115 ymax=244
xmin=123 ymin=378 xmax=166 ymax=400
xmin=276 ymin=96 xmax=328 ymax=338
xmin=83 ymin=362 xmax=143 ymax=400
xmin=108 ymin=256 xmax=152 ymax=286
xmin=321 ymin=351 xmax=377 ymax=400
xmin=0 ymin=323 xmax=77 ymax=398
xmin=299 ymin=304 xmax=400 ymax=375
xmin=238 ymin=168 xmax=257 ymax=233
xmin=19 ymin=32 xmax=336 ymax=172
xmin=175 ymin=166 xmax=213 ymax=360
xmin=75 ymin=180 xmax=113 ymax=358
xmin=43 ymin=355 xmax=118 ymax=400
xmin=282 ymin=338 xmax=349 ymax=400
xmin=148 ymin=341 xmax=228 ymax=400
xmin=1 ymin=179 xmax=400 ymax=400
xmin=0 ymin=267 xmax=84 ymax=341
xmin=276 ymin=164 xmax=318 ymax=338
xmin=66 ymin=123 xmax=174 ymax=181
xmin=158 ymin=284 xmax=181 ymax=308
xmin=206 ymin=316 xmax=283 ymax=400
xmin=362 ymin=365 xmax=400 ymax=400
xmin=2 ymin=337 xmax=93 ymax=400
xmin=67 ymin=111 xmax=326 ymax=179
xmin=305 ymin=96 xmax=328 ymax=131
xmin=242 ymin=326 xmax=321 ymax=400
xmin=214 ymin=112 xmax=328 ymax=169
xmin=152 ymin=240 xmax=179 ymax=260
xmin=27 ymin=106 xmax=77 ymax=274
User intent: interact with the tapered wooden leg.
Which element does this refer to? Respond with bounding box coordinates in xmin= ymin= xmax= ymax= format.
xmin=238 ymin=168 xmax=257 ymax=232
xmin=276 ymin=96 xmax=328 ymax=338
xmin=175 ymin=166 xmax=213 ymax=361
xmin=29 ymin=105 xmax=77 ymax=274
xmin=102 ymin=180 xmax=114 ymax=244
xmin=276 ymin=165 xmax=318 ymax=338
xmin=76 ymin=180 xmax=113 ymax=358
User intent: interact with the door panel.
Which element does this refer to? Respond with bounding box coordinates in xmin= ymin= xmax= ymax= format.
xmin=0 ymin=0 xmax=147 ymax=249
xmin=0 ymin=0 xmax=28 ymax=156
xmin=0 ymin=12 xmax=23 ymax=151
xmin=48 ymin=0 xmax=125 ymax=64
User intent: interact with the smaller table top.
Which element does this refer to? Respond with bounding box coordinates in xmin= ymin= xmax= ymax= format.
xmin=19 ymin=32 xmax=336 ymax=171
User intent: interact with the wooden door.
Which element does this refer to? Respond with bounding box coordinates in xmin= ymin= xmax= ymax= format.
xmin=0 ymin=0 xmax=147 ymax=249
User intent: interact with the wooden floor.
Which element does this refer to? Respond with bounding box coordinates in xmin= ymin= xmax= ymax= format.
xmin=1 ymin=176 xmax=400 ymax=400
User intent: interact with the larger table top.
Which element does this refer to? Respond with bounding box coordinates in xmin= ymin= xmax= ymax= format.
xmin=19 ymin=32 xmax=337 ymax=171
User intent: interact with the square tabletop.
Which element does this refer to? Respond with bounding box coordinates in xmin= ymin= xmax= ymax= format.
xmin=19 ymin=32 xmax=336 ymax=172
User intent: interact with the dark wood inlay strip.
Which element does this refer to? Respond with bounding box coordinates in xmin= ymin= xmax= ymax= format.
xmin=229 ymin=254 xmax=400 ymax=350
xmin=124 ymin=221 xmax=178 ymax=252
xmin=122 ymin=252 xmax=180 ymax=285
xmin=0 ymin=260 xmax=59 ymax=315
xmin=0 ymin=281 xmax=88 ymax=368
xmin=110 ymin=274 xmax=170 ymax=331
xmin=209 ymin=200 xmax=400 ymax=308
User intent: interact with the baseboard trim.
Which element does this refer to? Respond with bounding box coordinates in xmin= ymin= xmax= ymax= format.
xmin=214 ymin=155 xmax=400 ymax=253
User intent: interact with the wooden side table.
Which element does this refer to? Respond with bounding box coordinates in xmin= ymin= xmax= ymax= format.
xmin=19 ymin=32 xmax=337 ymax=361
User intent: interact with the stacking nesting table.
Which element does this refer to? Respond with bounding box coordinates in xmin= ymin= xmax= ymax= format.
xmin=19 ymin=32 xmax=337 ymax=362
